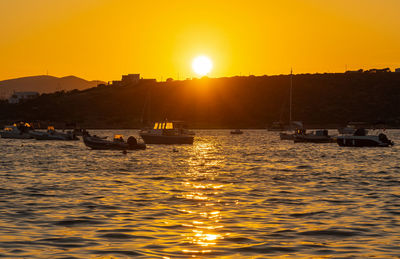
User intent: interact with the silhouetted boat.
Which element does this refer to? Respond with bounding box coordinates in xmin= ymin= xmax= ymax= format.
xmin=294 ymin=129 xmax=335 ymax=143
xmin=230 ymin=129 xmax=243 ymax=135
xmin=337 ymin=128 xmax=394 ymax=147
xmin=279 ymin=70 xmax=305 ymax=140
xmin=83 ymin=134 xmax=146 ymax=150
xmin=337 ymin=122 xmax=369 ymax=134
xmin=140 ymin=121 xmax=194 ymax=144
xmin=30 ymin=126 xmax=79 ymax=140
xmin=0 ymin=122 xmax=34 ymax=139
xmin=279 ymin=121 xmax=304 ymax=140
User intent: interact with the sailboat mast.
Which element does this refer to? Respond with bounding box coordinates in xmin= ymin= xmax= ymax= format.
xmin=289 ymin=69 xmax=293 ymax=123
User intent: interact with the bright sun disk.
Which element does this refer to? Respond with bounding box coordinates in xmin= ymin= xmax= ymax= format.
xmin=192 ymin=56 xmax=213 ymax=76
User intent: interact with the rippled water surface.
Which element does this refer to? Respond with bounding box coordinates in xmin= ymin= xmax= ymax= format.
xmin=1 ymin=130 xmax=400 ymax=258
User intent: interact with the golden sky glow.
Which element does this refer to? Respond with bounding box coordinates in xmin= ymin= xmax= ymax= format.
xmin=1 ymin=0 xmax=400 ymax=81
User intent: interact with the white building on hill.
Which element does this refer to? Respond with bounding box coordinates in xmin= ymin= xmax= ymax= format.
xmin=8 ymin=91 xmax=39 ymax=104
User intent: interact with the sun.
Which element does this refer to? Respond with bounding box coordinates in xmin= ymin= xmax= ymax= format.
xmin=192 ymin=56 xmax=213 ymax=76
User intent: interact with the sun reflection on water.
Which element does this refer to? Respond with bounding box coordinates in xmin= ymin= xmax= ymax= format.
xmin=179 ymin=139 xmax=227 ymax=254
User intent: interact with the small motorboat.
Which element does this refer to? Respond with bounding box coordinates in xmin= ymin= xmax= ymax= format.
xmin=280 ymin=128 xmax=306 ymax=140
xmin=279 ymin=121 xmax=304 ymax=140
xmin=294 ymin=129 xmax=335 ymax=143
xmin=83 ymin=134 xmax=146 ymax=150
xmin=230 ymin=129 xmax=243 ymax=135
xmin=338 ymin=122 xmax=368 ymax=135
xmin=140 ymin=121 xmax=194 ymax=144
xmin=30 ymin=126 xmax=79 ymax=141
xmin=0 ymin=122 xmax=34 ymax=139
xmin=337 ymin=128 xmax=394 ymax=147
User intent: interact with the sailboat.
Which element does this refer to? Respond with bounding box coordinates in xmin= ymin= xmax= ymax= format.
xmin=279 ymin=69 xmax=305 ymax=140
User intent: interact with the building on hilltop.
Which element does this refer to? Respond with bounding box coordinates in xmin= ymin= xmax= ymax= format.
xmin=122 ymin=74 xmax=140 ymax=85
xmin=111 ymin=74 xmax=156 ymax=86
xmin=365 ymin=68 xmax=391 ymax=73
xmin=8 ymin=91 xmax=39 ymax=104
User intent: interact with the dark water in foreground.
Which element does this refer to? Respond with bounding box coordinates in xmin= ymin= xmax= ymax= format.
xmin=1 ymin=130 xmax=400 ymax=258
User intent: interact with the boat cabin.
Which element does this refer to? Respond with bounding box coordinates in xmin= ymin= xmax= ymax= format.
xmin=153 ymin=122 xmax=174 ymax=130
xmin=113 ymin=135 xmax=124 ymax=142
xmin=152 ymin=121 xmax=188 ymax=130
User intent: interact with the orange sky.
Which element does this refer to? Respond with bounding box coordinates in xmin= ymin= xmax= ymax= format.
xmin=1 ymin=0 xmax=400 ymax=81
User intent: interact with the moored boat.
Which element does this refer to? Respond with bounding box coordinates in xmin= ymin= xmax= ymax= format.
xmin=83 ymin=134 xmax=146 ymax=150
xmin=0 ymin=122 xmax=34 ymax=139
xmin=280 ymin=125 xmax=305 ymax=140
xmin=338 ymin=122 xmax=368 ymax=135
xmin=337 ymin=128 xmax=394 ymax=147
xmin=140 ymin=121 xmax=194 ymax=144
xmin=279 ymin=70 xmax=302 ymax=140
xmin=294 ymin=129 xmax=335 ymax=143
xmin=279 ymin=121 xmax=304 ymax=140
xmin=30 ymin=126 xmax=79 ymax=140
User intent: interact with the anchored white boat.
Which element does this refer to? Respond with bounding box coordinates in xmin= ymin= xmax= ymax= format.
xmin=0 ymin=123 xmax=34 ymax=139
xmin=337 ymin=128 xmax=394 ymax=147
xmin=30 ymin=126 xmax=79 ymax=140
xmin=140 ymin=121 xmax=194 ymax=144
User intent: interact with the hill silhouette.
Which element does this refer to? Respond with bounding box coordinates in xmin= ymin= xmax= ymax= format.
xmin=1 ymin=72 xmax=400 ymax=129
xmin=0 ymin=75 xmax=104 ymax=99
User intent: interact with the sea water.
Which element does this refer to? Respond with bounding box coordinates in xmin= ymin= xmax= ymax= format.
xmin=0 ymin=130 xmax=399 ymax=258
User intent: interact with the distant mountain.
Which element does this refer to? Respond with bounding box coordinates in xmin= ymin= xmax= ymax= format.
xmin=0 ymin=75 xmax=104 ymax=98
